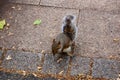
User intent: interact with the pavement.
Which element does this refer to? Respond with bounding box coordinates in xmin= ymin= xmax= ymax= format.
xmin=0 ymin=0 xmax=120 ymax=80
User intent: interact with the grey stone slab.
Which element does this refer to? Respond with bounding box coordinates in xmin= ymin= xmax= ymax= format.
xmin=0 ymin=4 xmax=79 ymax=52
xmin=77 ymin=10 xmax=120 ymax=58
xmin=70 ymin=56 xmax=90 ymax=76
xmin=0 ymin=50 xmax=3 ymax=59
xmin=40 ymin=0 xmax=80 ymax=9
xmin=23 ymin=74 xmax=58 ymax=80
xmin=0 ymin=71 xmax=58 ymax=80
xmin=2 ymin=50 xmax=43 ymax=72
xmin=42 ymin=53 xmax=70 ymax=75
xmin=0 ymin=71 xmax=23 ymax=80
xmin=9 ymin=0 xmax=40 ymax=5
xmin=92 ymin=58 xmax=120 ymax=79
xmin=40 ymin=0 xmax=120 ymax=11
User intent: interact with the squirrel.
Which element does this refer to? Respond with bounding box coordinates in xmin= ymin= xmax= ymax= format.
xmin=62 ymin=15 xmax=77 ymax=41
xmin=52 ymin=15 xmax=77 ymax=56
xmin=52 ymin=33 xmax=75 ymax=56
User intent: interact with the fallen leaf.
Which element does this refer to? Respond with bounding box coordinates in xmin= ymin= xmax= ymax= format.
xmin=86 ymin=75 xmax=92 ymax=80
xmin=39 ymin=42 xmax=42 ymax=44
xmin=41 ymin=50 xmax=45 ymax=54
xmin=76 ymin=74 xmax=86 ymax=79
xmin=0 ymin=19 xmax=6 ymax=30
xmin=18 ymin=7 xmax=22 ymax=10
xmin=57 ymin=58 xmax=63 ymax=63
xmin=118 ymin=73 xmax=120 ymax=80
xmin=109 ymin=55 xmax=116 ymax=59
xmin=37 ymin=66 xmax=42 ymax=71
xmin=32 ymin=73 xmax=37 ymax=77
xmin=78 ymin=74 xmax=86 ymax=78
xmin=11 ymin=6 xmax=15 ymax=9
xmin=117 ymin=78 xmax=120 ymax=80
xmin=58 ymin=70 xmax=64 ymax=75
xmin=113 ymin=38 xmax=119 ymax=42
xmin=33 ymin=20 xmax=41 ymax=25
xmin=9 ymin=16 xmax=13 ymax=19
xmin=6 ymin=55 xmax=12 ymax=60
xmin=8 ymin=32 xmax=14 ymax=36
xmin=12 ymin=46 xmax=16 ymax=50
xmin=0 ymin=36 xmax=4 ymax=39
xmin=6 ymin=23 xmax=10 ymax=27
xmin=22 ymin=71 xmax=26 ymax=76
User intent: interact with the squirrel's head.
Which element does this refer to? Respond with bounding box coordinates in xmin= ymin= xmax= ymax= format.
xmin=65 ymin=15 xmax=74 ymax=24
xmin=52 ymin=39 xmax=61 ymax=55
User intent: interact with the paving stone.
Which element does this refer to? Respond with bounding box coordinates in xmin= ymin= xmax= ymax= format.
xmin=92 ymin=58 xmax=120 ymax=79
xmin=23 ymin=74 xmax=58 ymax=80
xmin=40 ymin=0 xmax=80 ymax=9
xmin=0 ymin=50 xmax=3 ymax=59
xmin=0 ymin=71 xmax=58 ymax=80
xmin=77 ymin=9 xmax=120 ymax=59
xmin=2 ymin=50 xmax=43 ymax=72
xmin=42 ymin=53 xmax=70 ymax=75
xmin=40 ymin=0 xmax=120 ymax=11
xmin=0 ymin=4 xmax=79 ymax=52
xmin=70 ymin=56 xmax=90 ymax=76
xmin=0 ymin=49 xmax=3 ymax=64
xmin=9 ymin=0 xmax=40 ymax=5
xmin=0 ymin=71 xmax=23 ymax=80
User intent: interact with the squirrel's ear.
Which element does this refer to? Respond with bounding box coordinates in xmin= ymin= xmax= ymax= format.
xmin=71 ymin=15 xmax=74 ymax=20
xmin=53 ymin=39 xmax=55 ymax=42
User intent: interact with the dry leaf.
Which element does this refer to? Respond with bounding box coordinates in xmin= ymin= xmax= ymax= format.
xmin=41 ymin=50 xmax=45 ymax=54
xmin=78 ymin=74 xmax=86 ymax=79
xmin=109 ymin=55 xmax=116 ymax=59
xmin=113 ymin=38 xmax=119 ymax=42
xmin=117 ymin=74 xmax=120 ymax=80
xmin=12 ymin=46 xmax=16 ymax=50
xmin=0 ymin=36 xmax=4 ymax=39
xmin=11 ymin=6 xmax=15 ymax=9
xmin=9 ymin=16 xmax=13 ymax=19
xmin=6 ymin=23 xmax=10 ymax=27
xmin=57 ymin=58 xmax=63 ymax=63
xmin=22 ymin=71 xmax=26 ymax=76
xmin=32 ymin=73 xmax=37 ymax=77
xmin=109 ymin=55 xmax=113 ymax=58
xmin=37 ymin=66 xmax=42 ymax=71
xmin=58 ymin=70 xmax=64 ymax=75
xmin=86 ymin=75 xmax=92 ymax=80
xmin=39 ymin=42 xmax=42 ymax=44
xmin=8 ymin=32 xmax=14 ymax=36
xmin=18 ymin=7 xmax=22 ymax=10
xmin=6 ymin=55 xmax=12 ymax=60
